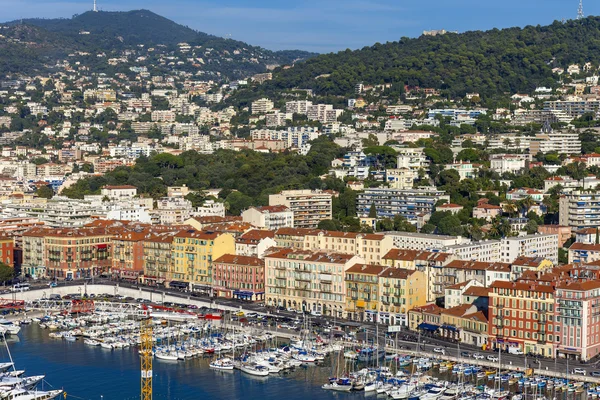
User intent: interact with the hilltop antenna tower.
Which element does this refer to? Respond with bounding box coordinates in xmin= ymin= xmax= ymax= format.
xmin=93 ymin=0 xmax=98 ymax=12
xmin=577 ymin=0 xmax=584 ymax=20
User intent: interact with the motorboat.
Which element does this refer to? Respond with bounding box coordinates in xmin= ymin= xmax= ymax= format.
xmin=209 ymin=358 xmax=234 ymax=371
xmin=239 ymin=363 xmax=269 ymax=377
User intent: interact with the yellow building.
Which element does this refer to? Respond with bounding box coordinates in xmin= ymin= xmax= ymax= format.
xmin=378 ymin=267 xmax=427 ymax=326
xmin=345 ymin=264 xmax=382 ymax=322
xmin=382 ymin=249 xmax=454 ymax=302
xmin=345 ymin=263 xmax=427 ymax=325
xmin=440 ymin=304 xmax=489 ymax=347
xmin=510 ymin=256 xmax=553 ymax=280
xmin=172 ymin=230 xmax=235 ymax=292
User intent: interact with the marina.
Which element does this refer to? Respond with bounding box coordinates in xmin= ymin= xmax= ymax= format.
xmin=3 ymin=306 xmax=595 ymax=400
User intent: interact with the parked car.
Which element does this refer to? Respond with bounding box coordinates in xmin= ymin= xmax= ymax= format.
xmin=48 ymin=282 xmax=57 ymax=288
xmin=572 ymin=368 xmax=587 ymax=376
xmin=461 ymin=351 xmax=471 ymax=357
xmin=591 ymin=371 xmax=600 ymax=377
xmin=487 ymin=355 xmax=499 ymax=362
xmin=472 ymin=353 xmax=484 ymax=360
xmin=433 ymin=347 xmax=445 ymax=354
xmin=311 ymin=311 xmax=323 ymax=317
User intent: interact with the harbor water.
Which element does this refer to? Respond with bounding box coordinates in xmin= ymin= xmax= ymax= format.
xmin=9 ymin=325 xmax=364 ymax=400
xmin=5 ymin=324 xmax=588 ymax=400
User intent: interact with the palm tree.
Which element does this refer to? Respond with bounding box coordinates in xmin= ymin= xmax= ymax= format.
xmin=518 ymin=196 xmax=536 ymax=216
xmin=503 ymin=201 xmax=518 ymax=218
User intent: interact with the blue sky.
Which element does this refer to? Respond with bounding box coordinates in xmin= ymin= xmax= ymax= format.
xmin=2 ymin=0 xmax=599 ymax=52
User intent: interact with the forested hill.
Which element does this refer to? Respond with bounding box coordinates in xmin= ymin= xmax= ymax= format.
xmin=261 ymin=17 xmax=600 ymax=98
xmin=0 ymin=10 xmax=316 ymax=79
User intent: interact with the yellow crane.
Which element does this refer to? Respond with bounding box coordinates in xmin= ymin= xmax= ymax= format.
xmin=140 ymin=317 xmax=153 ymax=400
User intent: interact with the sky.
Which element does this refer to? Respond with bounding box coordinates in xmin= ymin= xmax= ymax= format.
xmin=2 ymin=0 xmax=599 ymax=52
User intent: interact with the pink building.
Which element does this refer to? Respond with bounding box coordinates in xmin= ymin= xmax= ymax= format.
xmin=555 ymin=280 xmax=600 ymax=361
xmin=212 ymin=254 xmax=265 ymax=301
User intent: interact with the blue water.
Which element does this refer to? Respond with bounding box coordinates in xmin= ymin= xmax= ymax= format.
xmin=8 ymin=325 xmax=364 ymax=400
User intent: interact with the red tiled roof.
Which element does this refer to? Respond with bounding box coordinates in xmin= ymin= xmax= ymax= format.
xmin=214 ymin=254 xmax=264 ymax=267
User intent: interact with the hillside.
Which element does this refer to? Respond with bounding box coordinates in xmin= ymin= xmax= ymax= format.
xmin=260 ymin=17 xmax=600 ymax=99
xmin=0 ymin=10 xmax=316 ymax=79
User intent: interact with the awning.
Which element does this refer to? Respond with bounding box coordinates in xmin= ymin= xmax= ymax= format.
xmin=558 ymin=348 xmax=582 ymax=355
xmin=96 ymin=244 xmax=108 ymax=249
xmin=442 ymin=325 xmax=457 ymax=332
xmin=418 ymin=323 xmax=439 ymax=331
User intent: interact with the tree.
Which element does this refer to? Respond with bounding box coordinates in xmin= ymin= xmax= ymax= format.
xmin=524 ymin=220 xmax=539 ymax=235
xmin=420 ymin=223 xmax=436 ymax=234
xmin=393 ymin=215 xmax=417 ymax=232
xmin=368 ymin=203 xmax=378 ymax=218
xmin=0 ymin=263 xmax=13 ymax=283
xmin=225 ymin=191 xmax=253 ymax=215
xmin=35 ymin=185 xmax=54 ymax=199
xmin=437 ymin=215 xmax=464 ymax=236
xmin=318 ymin=219 xmax=340 ymax=230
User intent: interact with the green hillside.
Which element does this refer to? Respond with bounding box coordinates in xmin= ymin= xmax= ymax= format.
xmin=261 ymin=17 xmax=600 ymax=99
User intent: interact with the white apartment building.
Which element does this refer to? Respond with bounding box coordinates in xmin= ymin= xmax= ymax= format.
xmin=241 ymin=205 xmax=294 ymax=230
xmin=445 ymin=162 xmax=480 ymax=180
xmin=100 ymin=185 xmax=138 ymax=200
xmin=501 ymin=234 xmax=559 ymax=264
xmin=194 ymin=200 xmax=225 ymax=218
xmin=251 ymin=98 xmax=274 ymax=114
xmin=559 ymin=191 xmax=600 ymax=230
xmin=269 ymin=190 xmax=332 ymax=229
xmin=544 ymin=175 xmax=600 ymax=193
xmin=395 ymin=147 xmax=429 ymax=171
xmin=286 ymin=100 xmax=313 ymax=115
xmin=384 ymin=232 xmax=469 ymax=251
xmin=266 ymin=112 xmax=292 ymax=127
xmin=151 ymin=110 xmax=176 ymax=122
xmin=529 ymin=132 xmax=581 ymax=155
xmin=445 ymin=240 xmax=502 ymax=263
xmin=251 ymin=127 xmax=322 ymax=149
xmin=386 ymin=168 xmax=418 ymax=189
xmin=489 ymin=154 xmax=530 ymax=174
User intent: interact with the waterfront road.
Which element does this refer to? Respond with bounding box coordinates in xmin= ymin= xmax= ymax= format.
xmin=9 ymin=277 xmax=600 ymax=376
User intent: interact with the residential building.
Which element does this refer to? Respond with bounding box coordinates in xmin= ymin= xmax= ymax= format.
xmin=35 ymin=227 xmax=112 ymax=279
xmin=111 ymin=230 xmax=146 ymax=281
xmin=194 ymin=200 xmax=225 ymax=218
xmin=381 ymin=249 xmax=455 ymax=301
xmin=269 ymin=190 xmax=333 ymax=229
xmin=545 ymin=175 xmax=600 ymax=193
xmin=529 ymin=132 xmax=581 ymax=155
xmin=241 ymin=205 xmax=294 ymax=230
xmin=440 ymin=304 xmax=489 ymax=346
xmin=141 ymin=231 xmax=177 ymax=286
xmin=445 ymin=162 xmax=480 ymax=180
xmin=472 ymin=199 xmax=502 ymax=221
xmin=445 ymin=240 xmax=502 ymax=263
xmin=212 ymin=254 xmax=265 ymax=301
xmin=303 ymin=231 xmax=394 ymax=264
xmin=100 ymin=185 xmax=138 ymax=200
xmin=408 ymin=303 xmax=443 ymax=331
xmin=488 ymin=280 xmax=555 ymax=356
xmin=385 ymin=232 xmax=468 ymax=251
xmin=444 ymin=280 xmax=483 ymax=308
xmin=171 ymin=230 xmax=236 ymax=292
xmin=251 ymin=98 xmax=274 ymax=114
xmin=538 ymin=225 xmax=571 ymax=247
xmin=501 ymin=234 xmax=558 ymax=264
xmin=21 ymin=229 xmax=46 ymax=278
xmin=235 ymin=229 xmax=277 ymax=258
xmin=489 ymin=154 xmax=530 ymax=174
xmin=555 ymin=280 xmax=600 ymax=361
xmin=436 ymin=203 xmax=464 ymax=214
xmin=510 ymin=256 xmax=553 ymax=280
xmin=264 ymin=249 xmax=363 ymax=317
xmin=574 ymin=227 xmax=598 ymax=244
xmin=345 ymin=263 xmax=426 ymax=325
xmin=559 ymin=191 xmax=600 ymax=230
xmin=568 ymin=242 xmax=600 ymax=264
xmin=273 ymin=227 xmax=317 ymax=249
xmin=385 ymin=168 xmax=417 ymax=189
xmin=356 ymin=188 xmax=449 ymax=223
xmin=0 ymin=233 xmax=15 ymax=267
